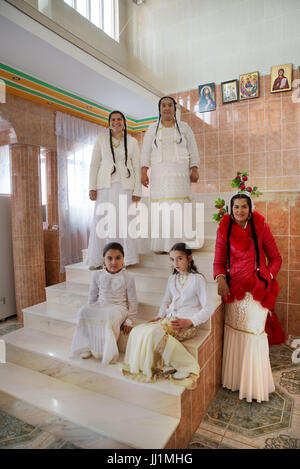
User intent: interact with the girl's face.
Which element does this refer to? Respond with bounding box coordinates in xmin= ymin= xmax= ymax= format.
xmin=104 ymin=249 xmax=124 ymax=274
xmin=232 ymin=198 xmax=250 ymax=226
xmin=169 ymin=250 xmax=191 ymax=274
xmin=109 ymin=113 xmax=125 ymax=134
xmin=160 ymin=98 xmax=175 ymax=121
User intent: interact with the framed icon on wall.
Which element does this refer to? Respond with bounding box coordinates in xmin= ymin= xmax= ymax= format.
xmin=271 ymin=63 xmax=292 ymax=93
xmin=239 ymin=72 xmax=259 ymax=100
xmin=221 ymin=79 xmax=239 ymax=104
xmin=198 ymin=83 xmax=216 ymax=112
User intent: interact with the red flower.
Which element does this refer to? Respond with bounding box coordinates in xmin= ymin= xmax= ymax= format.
xmin=242 ymin=176 xmax=248 ymax=181
xmin=246 ymin=186 xmax=252 ymax=192
xmin=240 ymin=184 xmax=246 ymax=190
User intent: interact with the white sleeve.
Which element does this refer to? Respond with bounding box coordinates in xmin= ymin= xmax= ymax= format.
xmin=157 ymin=276 xmax=173 ymax=319
xmin=89 ymin=135 xmax=102 ymax=190
xmin=130 ymin=138 xmax=142 ymax=197
xmin=190 ymin=275 xmax=214 ymax=326
xmin=88 ymin=271 xmax=99 ymax=304
xmin=141 ymin=125 xmax=155 ymax=168
xmin=183 ymin=123 xmax=199 ymax=168
xmin=124 ymin=273 xmax=138 ymax=326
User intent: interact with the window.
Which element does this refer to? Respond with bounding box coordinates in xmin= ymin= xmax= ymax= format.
xmin=64 ymin=0 xmax=119 ymax=41
xmin=0 ymin=145 xmax=11 ymax=195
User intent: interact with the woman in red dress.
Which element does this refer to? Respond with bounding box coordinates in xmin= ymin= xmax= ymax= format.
xmin=214 ymin=193 xmax=285 ymax=402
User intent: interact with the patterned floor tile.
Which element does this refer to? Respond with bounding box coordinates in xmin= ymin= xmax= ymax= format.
xmin=269 ymin=342 xmax=300 ymax=372
xmin=187 ymin=433 xmax=223 ymax=449
xmin=0 ymin=323 xmax=23 ymax=337
xmin=263 ymin=433 xmax=300 ymax=449
xmin=0 ymin=409 xmax=80 ymax=449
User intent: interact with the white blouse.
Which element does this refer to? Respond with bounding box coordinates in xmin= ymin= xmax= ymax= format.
xmin=141 ymin=121 xmax=199 ymax=168
xmin=88 ymin=269 xmax=138 ymax=326
xmin=157 ymin=273 xmax=213 ymax=327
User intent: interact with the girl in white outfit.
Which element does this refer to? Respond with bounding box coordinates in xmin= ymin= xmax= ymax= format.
xmin=87 ymin=111 xmax=142 ymax=268
xmin=71 ymin=242 xmax=138 ymax=364
xmin=123 ymin=243 xmax=213 ymax=384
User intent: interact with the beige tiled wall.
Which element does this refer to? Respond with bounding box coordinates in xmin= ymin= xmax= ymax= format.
xmin=174 ymin=72 xmax=300 ymax=194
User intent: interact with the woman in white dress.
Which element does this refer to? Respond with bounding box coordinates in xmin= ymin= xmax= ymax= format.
xmin=214 ymin=193 xmax=282 ymax=402
xmin=123 ymin=243 xmax=213 ymax=384
xmin=71 ymin=242 xmax=138 ymax=364
xmin=141 ymin=97 xmax=200 ymax=253
xmin=86 ymin=111 xmax=142 ymax=268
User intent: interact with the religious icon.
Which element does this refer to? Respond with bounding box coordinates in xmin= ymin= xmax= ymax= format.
xmin=239 ymin=72 xmax=259 ymax=100
xmin=271 ymin=64 xmax=292 ymax=93
xmin=198 ymin=83 xmax=216 ymax=112
xmin=221 ymin=79 xmax=238 ymax=104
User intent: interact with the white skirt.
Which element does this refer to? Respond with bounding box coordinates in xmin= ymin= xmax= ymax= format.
xmin=222 ymin=292 xmax=275 ymax=402
xmin=123 ymin=321 xmax=200 ymax=383
xmin=70 ymin=302 xmax=127 ymax=364
xmin=86 ymin=183 xmax=139 ymax=267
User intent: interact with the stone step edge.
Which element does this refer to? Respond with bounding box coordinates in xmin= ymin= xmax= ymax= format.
xmin=3 ymin=327 xmax=184 ymax=397
xmin=0 ymin=362 xmax=179 ymax=449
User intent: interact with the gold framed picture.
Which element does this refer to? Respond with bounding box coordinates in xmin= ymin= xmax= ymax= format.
xmin=271 ymin=63 xmax=292 ymax=93
xmin=239 ymin=72 xmax=259 ymax=100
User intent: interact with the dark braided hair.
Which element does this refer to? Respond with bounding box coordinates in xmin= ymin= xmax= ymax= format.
xmin=154 ymin=96 xmax=182 ymax=148
xmin=170 ymin=242 xmax=205 ymax=277
xmin=103 ymin=242 xmax=124 ymax=257
xmin=226 ymin=194 xmax=268 ymax=289
xmin=108 ymin=111 xmax=130 ymax=178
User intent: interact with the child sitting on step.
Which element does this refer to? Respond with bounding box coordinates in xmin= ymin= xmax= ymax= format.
xmin=122 ymin=243 xmax=213 ymax=385
xmin=71 ymin=242 xmax=137 ymax=364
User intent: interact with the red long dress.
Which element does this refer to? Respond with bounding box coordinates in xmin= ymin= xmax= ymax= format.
xmin=213 ymin=212 xmax=286 ymax=345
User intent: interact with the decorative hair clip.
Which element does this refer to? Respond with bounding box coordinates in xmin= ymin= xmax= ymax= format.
xmin=213 ymin=171 xmax=262 ymax=223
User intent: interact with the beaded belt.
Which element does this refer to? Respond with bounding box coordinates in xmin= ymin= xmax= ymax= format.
xmin=225 ymin=323 xmax=265 ymax=336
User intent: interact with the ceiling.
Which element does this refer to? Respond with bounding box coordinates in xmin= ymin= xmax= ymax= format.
xmin=0 ymin=1 xmax=159 ymax=120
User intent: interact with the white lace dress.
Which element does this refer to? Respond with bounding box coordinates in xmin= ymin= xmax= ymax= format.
xmin=141 ymin=123 xmax=200 ymax=251
xmin=71 ymin=269 xmax=138 ymax=364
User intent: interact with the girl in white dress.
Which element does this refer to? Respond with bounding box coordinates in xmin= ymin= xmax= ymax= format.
xmin=123 ymin=243 xmax=213 ymax=384
xmin=87 ymin=111 xmax=142 ymax=268
xmin=141 ymin=97 xmax=200 ymax=253
xmin=71 ymin=242 xmax=138 ymax=364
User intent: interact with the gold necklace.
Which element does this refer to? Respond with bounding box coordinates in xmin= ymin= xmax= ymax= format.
xmin=112 ymin=138 xmax=122 ymax=148
xmin=177 ymin=272 xmax=189 ymax=288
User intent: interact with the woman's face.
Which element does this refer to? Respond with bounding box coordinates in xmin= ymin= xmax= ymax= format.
xmin=232 ymin=198 xmax=250 ymax=226
xmin=169 ymin=250 xmax=191 ymax=274
xmin=104 ymin=249 xmax=124 ymax=274
xmin=109 ymin=113 xmax=125 ymax=134
xmin=160 ymin=98 xmax=175 ymax=121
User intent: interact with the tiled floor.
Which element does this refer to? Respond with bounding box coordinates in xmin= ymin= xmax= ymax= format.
xmin=1 ymin=317 xmax=300 ymax=449
xmin=188 ymin=339 xmax=300 ymax=449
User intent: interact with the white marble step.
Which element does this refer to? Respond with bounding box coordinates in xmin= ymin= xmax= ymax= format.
xmin=4 ymin=327 xmax=183 ymax=419
xmin=135 ymin=251 xmax=215 ymax=274
xmin=0 ymin=362 xmax=179 ymax=449
xmin=22 ymin=300 xmax=212 ymax=359
xmin=23 ymin=301 xmax=148 ymax=340
xmin=45 ymin=282 xmax=163 ymax=319
xmin=66 ymin=262 xmax=214 ymax=288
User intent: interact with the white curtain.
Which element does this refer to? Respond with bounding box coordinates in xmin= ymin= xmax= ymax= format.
xmin=0 ymin=145 xmax=11 ymax=194
xmin=56 ymin=112 xmax=107 ymax=271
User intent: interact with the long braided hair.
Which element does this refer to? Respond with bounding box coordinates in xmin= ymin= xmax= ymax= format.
xmin=226 ymin=194 xmax=268 ymax=289
xmin=154 ymin=96 xmax=182 ymax=148
xmin=109 ymin=110 xmax=130 ymax=178
xmin=170 ymin=242 xmax=205 ymax=277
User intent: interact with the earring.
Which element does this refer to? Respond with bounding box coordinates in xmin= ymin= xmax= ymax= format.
xmin=248 ymin=213 xmax=252 ymax=220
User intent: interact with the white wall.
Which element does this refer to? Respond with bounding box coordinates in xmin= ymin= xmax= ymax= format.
xmin=0 ymin=195 xmax=16 ymax=320
xmin=7 ymin=0 xmax=300 ymax=95
xmin=125 ymin=0 xmax=300 ymax=93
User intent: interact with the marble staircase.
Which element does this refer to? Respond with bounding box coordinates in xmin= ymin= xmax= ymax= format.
xmin=0 ymin=197 xmax=223 ymax=449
